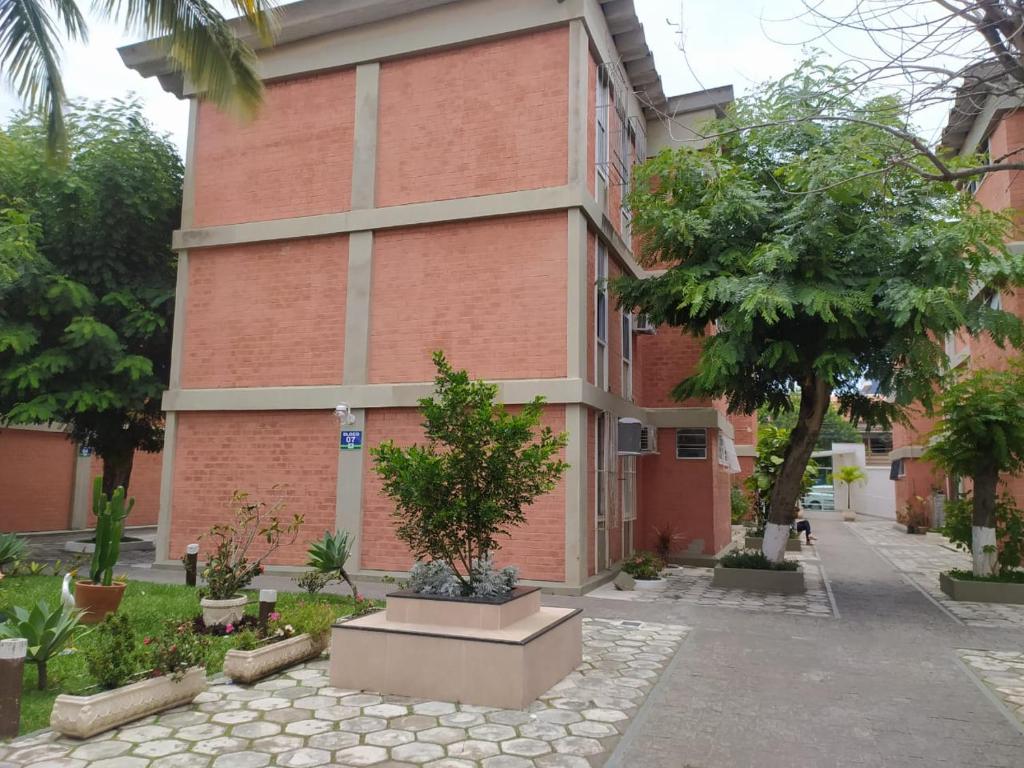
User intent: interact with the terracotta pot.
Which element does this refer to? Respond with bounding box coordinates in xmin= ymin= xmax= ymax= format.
xmin=200 ymin=595 xmax=247 ymax=627
xmin=74 ymin=581 xmax=127 ymax=624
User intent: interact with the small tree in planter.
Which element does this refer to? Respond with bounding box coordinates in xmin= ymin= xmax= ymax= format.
xmin=199 ymin=489 xmax=303 ymax=626
xmin=75 ymin=477 xmax=134 ymax=623
xmin=831 ymin=465 xmax=867 ymax=516
xmin=926 ymin=363 xmax=1024 ymax=576
xmin=372 ymin=352 xmax=569 ymax=597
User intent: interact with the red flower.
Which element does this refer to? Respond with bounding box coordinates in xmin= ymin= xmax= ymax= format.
xmin=169 ymin=644 xmax=177 ymax=653
xmin=143 ymin=637 xmax=152 ymax=645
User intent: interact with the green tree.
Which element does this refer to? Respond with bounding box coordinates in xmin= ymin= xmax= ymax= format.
xmin=760 ymin=392 xmax=861 ymax=450
xmin=613 ymin=63 xmax=1024 ymax=562
xmin=925 ymin=361 xmax=1024 ymax=575
xmin=831 ymin=465 xmax=867 ymax=512
xmin=0 ymin=99 xmax=182 ymax=493
xmin=0 ymin=0 xmax=274 ymax=152
xmin=372 ymin=352 xmax=569 ymax=594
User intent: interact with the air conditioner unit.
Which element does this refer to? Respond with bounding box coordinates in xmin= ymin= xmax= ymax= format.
xmin=639 ymin=425 xmax=658 ymax=454
xmin=634 ymin=314 xmax=657 ymax=334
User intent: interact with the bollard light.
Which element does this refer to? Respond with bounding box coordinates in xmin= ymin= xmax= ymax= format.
xmin=0 ymin=638 xmax=28 ymax=738
xmin=259 ymin=589 xmax=278 ymax=630
xmin=185 ymin=543 xmax=199 ymax=587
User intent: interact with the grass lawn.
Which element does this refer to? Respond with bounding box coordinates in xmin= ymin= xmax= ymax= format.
xmin=0 ymin=575 xmax=361 ymax=736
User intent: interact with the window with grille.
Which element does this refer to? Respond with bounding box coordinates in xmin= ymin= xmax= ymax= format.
xmin=676 ymin=428 xmax=707 ymax=460
xmin=596 ymin=242 xmax=608 ymax=390
xmin=621 ymin=312 xmax=632 ymax=400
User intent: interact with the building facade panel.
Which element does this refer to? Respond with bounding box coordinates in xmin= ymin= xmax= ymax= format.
xmin=360 ymin=406 xmax=568 ymax=581
xmin=192 ymin=69 xmax=356 ymax=227
xmin=375 ymin=27 xmax=569 ymax=207
xmin=368 ymin=215 xmax=567 ymax=383
xmin=169 ymin=411 xmax=339 ymax=564
xmin=0 ymin=429 xmax=76 ymax=532
xmin=634 ymin=329 xmax=712 ymax=409
xmin=181 ymin=236 xmax=349 ymax=389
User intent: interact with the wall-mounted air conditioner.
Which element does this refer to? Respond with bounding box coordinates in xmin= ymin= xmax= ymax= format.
xmin=634 ymin=314 xmax=657 ymax=334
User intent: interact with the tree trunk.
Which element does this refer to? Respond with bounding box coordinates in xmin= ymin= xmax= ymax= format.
xmin=971 ymin=464 xmax=999 ymax=577
xmin=101 ymin=450 xmax=135 ymax=497
xmin=37 ymin=661 xmax=47 ymax=691
xmin=763 ymin=375 xmax=831 ymax=563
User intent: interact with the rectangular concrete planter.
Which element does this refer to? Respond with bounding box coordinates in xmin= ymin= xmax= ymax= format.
xmin=50 ymin=666 xmax=206 ymax=739
xmin=712 ymin=565 xmax=806 ymax=594
xmin=223 ymin=632 xmax=327 ymax=683
xmin=939 ymin=572 xmax=1024 ymax=605
xmin=745 ymin=536 xmax=802 ymax=552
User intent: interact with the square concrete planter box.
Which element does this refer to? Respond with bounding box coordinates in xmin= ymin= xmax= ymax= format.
xmin=939 ymin=572 xmax=1024 ymax=605
xmin=50 ymin=667 xmax=206 ymax=739
xmin=712 ymin=565 xmax=806 ymax=594
xmin=223 ymin=632 xmax=327 ymax=684
xmin=744 ymin=536 xmax=802 ymax=552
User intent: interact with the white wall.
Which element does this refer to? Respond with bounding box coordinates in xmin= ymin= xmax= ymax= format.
xmin=828 ymin=443 xmax=895 ymax=518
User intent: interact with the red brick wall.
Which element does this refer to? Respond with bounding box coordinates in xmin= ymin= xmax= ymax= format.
xmin=634 ymin=327 xmax=712 ymax=408
xmin=368 ymin=215 xmax=566 ymax=383
xmin=360 ymin=406 xmax=567 ymax=581
xmin=193 ymin=69 xmax=355 ymax=227
xmin=182 ymin=237 xmax=348 ymax=388
xmin=169 ymin=411 xmax=339 ymax=565
xmin=87 ymin=451 xmax=161 ymax=526
xmin=375 ymin=28 xmax=568 ymax=207
xmin=0 ymin=429 xmax=74 ymax=532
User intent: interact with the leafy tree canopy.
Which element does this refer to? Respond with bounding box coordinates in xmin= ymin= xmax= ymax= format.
xmin=613 ymin=62 xmax=1024 ymax=547
xmin=0 ymin=98 xmax=182 ymax=492
xmin=760 ymin=392 xmax=861 ymax=449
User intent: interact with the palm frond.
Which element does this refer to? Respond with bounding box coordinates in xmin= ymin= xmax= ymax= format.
xmin=97 ymin=0 xmax=277 ymax=117
xmin=0 ymin=0 xmax=85 ymax=152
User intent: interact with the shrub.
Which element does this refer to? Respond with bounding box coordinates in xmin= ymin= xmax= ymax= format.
xmin=408 ymin=557 xmax=518 ymax=599
xmin=730 ymin=485 xmax=750 ymax=524
xmin=293 ymin=570 xmax=331 ymax=595
xmin=0 ymin=532 xmax=29 ymax=575
xmin=201 ymin=489 xmax=304 ymax=600
xmin=279 ymin=601 xmax=336 ymax=640
xmin=621 ymin=551 xmax=664 ymax=580
xmin=0 ymin=600 xmax=83 ymax=689
xmin=306 ymin=530 xmax=358 ymax=598
xmin=145 ymin=621 xmax=210 ymax=680
xmin=653 ymin=524 xmax=684 ymax=559
xmin=372 ymin=352 xmax=568 ymax=597
xmin=896 ymin=495 xmax=931 ymax=532
xmin=946 ymin=568 xmax=1024 ymax=584
xmin=86 ymin=613 xmax=142 ymax=689
xmin=745 ymin=425 xmax=818 ymax=532
xmin=942 ymin=493 xmax=1024 ymax=574
xmin=719 ymin=550 xmax=799 ymax=571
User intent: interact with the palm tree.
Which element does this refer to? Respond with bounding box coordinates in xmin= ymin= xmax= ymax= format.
xmin=0 ymin=0 xmax=275 ymax=151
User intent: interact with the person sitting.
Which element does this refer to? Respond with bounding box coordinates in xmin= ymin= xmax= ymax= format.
xmin=795 ymin=519 xmax=815 ymax=544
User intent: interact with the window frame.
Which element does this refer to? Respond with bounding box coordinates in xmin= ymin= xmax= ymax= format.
xmin=621 ymin=312 xmax=632 ymax=401
xmin=595 ymin=241 xmax=609 ymax=391
xmin=675 ymin=428 xmax=708 ymax=460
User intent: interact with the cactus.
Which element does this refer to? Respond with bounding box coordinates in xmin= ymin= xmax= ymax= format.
xmin=89 ymin=477 xmax=135 ymax=586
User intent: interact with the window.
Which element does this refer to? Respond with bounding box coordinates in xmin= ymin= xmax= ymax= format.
xmin=675 ymin=428 xmax=707 ymax=460
xmin=596 ymin=412 xmax=609 ymax=569
xmin=621 ymin=123 xmax=635 ymax=237
xmin=596 ymin=242 xmax=608 ymax=390
xmin=890 ymin=459 xmax=905 ymax=480
xmin=982 ymin=288 xmax=1002 ymax=310
xmin=596 ymin=67 xmax=610 ymax=210
xmin=621 ymin=454 xmax=637 ymax=558
xmin=621 ymin=313 xmax=632 ymax=400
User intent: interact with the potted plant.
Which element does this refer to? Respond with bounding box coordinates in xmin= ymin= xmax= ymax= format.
xmin=712 ymin=550 xmax=805 ymax=594
xmin=831 ymin=465 xmax=867 ymax=521
xmin=50 ymin=616 xmax=210 ymax=738
xmin=75 ymin=477 xmax=133 ymax=623
xmin=198 ymin=489 xmax=303 ymax=626
xmin=897 ymin=495 xmax=931 ymax=534
xmin=371 ymin=351 xmax=568 ymax=599
xmin=223 ymin=600 xmax=337 ymax=683
xmin=621 ymin=551 xmax=665 ymax=588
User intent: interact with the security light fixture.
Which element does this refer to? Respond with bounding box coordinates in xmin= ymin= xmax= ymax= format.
xmin=334 ymin=403 xmax=356 ymax=426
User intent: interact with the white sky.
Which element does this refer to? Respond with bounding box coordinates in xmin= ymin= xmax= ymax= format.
xmin=0 ymin=0 xmax=950 ymax=156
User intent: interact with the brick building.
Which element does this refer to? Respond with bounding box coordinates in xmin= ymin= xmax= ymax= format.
xmin=890 ymin=76 xmax=1024 ymax=522
xmin=111 ymin=0 xmax=745 ymax=591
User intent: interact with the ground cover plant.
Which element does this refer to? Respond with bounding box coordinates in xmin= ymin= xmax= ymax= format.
xmin=0 ymin=575 xmax=366 ymax=735
xmin=621 ymin=551 xmax=665 ymax=580
xmin=719 ymin=551 xmax=800 ymax=571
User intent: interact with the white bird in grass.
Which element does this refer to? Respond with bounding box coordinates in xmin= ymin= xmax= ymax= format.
xmin=61 ymin=573 xmax=75 ymax=610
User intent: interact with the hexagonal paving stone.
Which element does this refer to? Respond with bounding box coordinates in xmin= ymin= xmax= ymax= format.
xmin=284 ymin=718 xmax=334 ymax=736
xmin=253 ymin=678 xmax=294 ymax=691
xmin=363 ymin=702 xmax=409 ymax=719
xmin=567 ymin=720 xmax=617 ymax=738
xmin=534 ymin=754 xmax=592 ymax=768
xmin=211 ymin=709 xmax=260 ymax=725
xmin=333 ymin=745 xmax=390 ymax=766
xmin=277 ymin=686 xmax=317 ymax=700
xmin=417 ymin=726 xmax=466 ymax=745
xmin=116 ymin=723 xmax=174 ymax=742
xmin=552 ymin=736 xmax=603 ymax=756
xmin=211 ymin=751 xmax=270 ymax=768
xmin=132 ymin=738 xmax=190 ymax=758
xmin=250 ymin=734 xmax=304 ymax=754
xmin=365 ymin=728 xmax=415 ymax=747
xmin=292 ymin=695 xmax=337 ymax=710
xmin=580 ymin=708 xmax=627 ymax=723
xmin=424 ymin=759 xmax=476 ymax=768
xmin=307 ymin=731 xmax=361 ymax=751
xmin=274 ymin=747 xmax=331 ymax=767
xmin=534 ymin=709 xmax=582 ymax=726
xmin=391 ymin=741 xmax=445 ymax=764
xmin=91 ymin=758 xmax=149 ymax=768
xmin=22 ymin=758 xmax=85 ymax=768
xmin=519 ymin=721 xmax=566 ymax=741
xmin=248 ymin=696 xmax=290 ymax=711
xmin=264 ymin=708 xmax=309 ymax=724
xmin=312 ymin=704 xmax=360 ymax=722
xmin=192 ymin=736 xmax=248 ymax=756
xmin=285 ymin=668 xmax=322 ymax=680
xmin=467 ymin=724 xmax=517 ymax=742
xmin=231 ymin=721 xmax=281 ymax=739
xmin=500 ymin=737 xmax=552 ymax=757
xmin=337 ymin=715 xmax=387 ymax=733
xmin=389 ymin=714 xmax=439 ymax=732
xmin=159 ymin=711 xmax=212 ymax=727
xmin=177 ymin=723 xmax=227 ymax=742
xmin=439 ymin=711 xmax=484 ymax=728
xmin=339 ymin=693 xmax=383 ymax=707
xmin=226 ymin=689 xmax=268 ymax=701
xmin=446 ymin=740 xmax=501 ymax=760
xmin=480 ymin=756 xmax=533 ymax=768
xmin=412 ymin=701 xmax=456 ymax=716
xmin=151 ymin=755 xmax=212 ymax=768
xmin=484 ymin=710 xmax=532 ymax=727
xmin=70 ymin=741 xmax=132 ymax=761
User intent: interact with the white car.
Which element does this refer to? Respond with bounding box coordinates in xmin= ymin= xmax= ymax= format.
xmin=801 ymin=485 xmax=835 ymax=511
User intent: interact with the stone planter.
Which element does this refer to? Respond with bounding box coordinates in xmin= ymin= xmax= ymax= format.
xmin=50 ymin=667 xmax=206 ymax=739
xmin=632 ymin=578 xmax=664 ymax=590
xmin=200 ymin=595 xmax=247 ymax=627
xmin=939 ymin=572 xmax=1024 ymax=605
xmin=223 ymin=632 xmax=328 ymax=683
xmin=842 ymin=510 xmax=857 ymax=522
xmin=74 ymin=581 xmax=127 ymax=625
xmin=745 ymin=536 xmax=802 ymax=552
xmin=712 ymin=565 xmax=805 ymax=594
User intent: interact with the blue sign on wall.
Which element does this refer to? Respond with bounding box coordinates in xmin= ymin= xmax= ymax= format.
xmin=340 ymin=430 xmax=363 ymax=451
